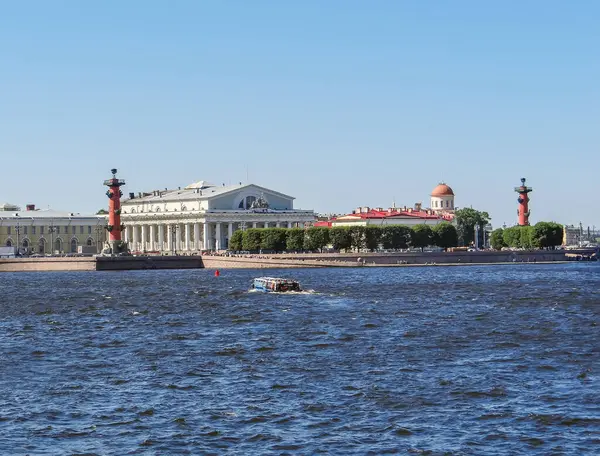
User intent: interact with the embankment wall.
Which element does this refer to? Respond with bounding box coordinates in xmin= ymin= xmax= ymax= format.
xmin=202 ymin=249 xmax=596 ymax=269
xmin=0 ymin=256 xmax=203 ymax=272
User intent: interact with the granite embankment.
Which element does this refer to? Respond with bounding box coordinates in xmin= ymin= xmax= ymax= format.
xmin=1 ymin=249 xmax=594 ymax=272
xmin=0 ymin=256 xmax=203 ymax=272
xmin=201 ymin=249 xmax=595 ymax=269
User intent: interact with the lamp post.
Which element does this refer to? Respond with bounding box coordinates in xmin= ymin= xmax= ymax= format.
xmin=95 ymin=223 xmax=105 ymax=252
xmin=15 ymin=223 xmax=21 ymax=255
xmin=170 ymin=224 xmax=180 ymax=254
xmin=48 ymin=222 xmax=57 ymax=256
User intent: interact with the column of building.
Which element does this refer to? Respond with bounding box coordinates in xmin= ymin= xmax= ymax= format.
xmin=193 ymin=223 xmax=200 ymax=251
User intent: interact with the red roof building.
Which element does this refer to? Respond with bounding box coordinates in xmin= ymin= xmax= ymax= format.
xmin=314 ymin=183 xmax=456 ymax=228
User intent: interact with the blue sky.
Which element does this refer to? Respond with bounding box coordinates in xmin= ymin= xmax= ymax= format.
xmin=1 ymin=1 xmax=599 ymax=228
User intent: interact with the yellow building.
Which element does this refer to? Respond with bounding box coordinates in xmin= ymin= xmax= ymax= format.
xmin=0 ymin=203 xmax=107 ymax=255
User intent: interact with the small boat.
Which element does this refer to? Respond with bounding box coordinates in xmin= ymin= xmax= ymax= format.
xmin=252 ymin=277 xmax=302 ymax=293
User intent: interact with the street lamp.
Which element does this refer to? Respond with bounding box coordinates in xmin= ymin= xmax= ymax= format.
xmin=48 ymin=222 xmax=57 ymax=255
xmin=95 ymin=223 xmax=105 ymax=252
xmin=170 ymin=225 xmax=180 ymax=254
xmin=15 ymin=223 xmax=21 ymax=255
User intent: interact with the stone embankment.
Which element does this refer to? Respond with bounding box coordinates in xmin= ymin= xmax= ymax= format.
xmin=1 ymin=249 xmax=595 ymax=272
xmin=201 ymin=249 xmax=597 ymax=269
xmin=0 ymin=256 xmax=203 ymax=272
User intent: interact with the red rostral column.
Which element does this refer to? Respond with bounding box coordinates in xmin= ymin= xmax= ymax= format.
xmin=103 ymin=168 xmax=126 ymax=251
xmin=514 ymin=177 xmax=533 ymax=226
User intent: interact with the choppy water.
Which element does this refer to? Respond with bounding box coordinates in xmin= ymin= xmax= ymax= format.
xmin=0 ymin=263 xmax=598 ymax=455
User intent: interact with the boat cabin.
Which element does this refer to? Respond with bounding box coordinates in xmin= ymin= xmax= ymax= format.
xmin=252 ymin=277 xmax=301 ymax=292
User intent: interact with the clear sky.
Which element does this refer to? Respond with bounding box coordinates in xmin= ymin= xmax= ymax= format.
xmin=1 ymin=1 xmax=599 ymax=228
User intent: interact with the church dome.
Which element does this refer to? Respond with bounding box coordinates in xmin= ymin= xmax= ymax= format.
xmin=431 ymin=183 xmax=454 ymax=197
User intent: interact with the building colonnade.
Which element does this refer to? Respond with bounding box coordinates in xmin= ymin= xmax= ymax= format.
xmin=124 ymin=220 xmax=300 ymax=253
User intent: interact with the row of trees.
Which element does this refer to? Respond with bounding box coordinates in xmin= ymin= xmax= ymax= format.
xmin=490 ymin=222 xmax=564 ymax=250
xmin=229 ymin=223 xmax=460 ymax=252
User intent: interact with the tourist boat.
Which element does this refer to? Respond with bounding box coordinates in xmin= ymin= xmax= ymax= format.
xmin=252 ymin=277 xmax=302 ymax=293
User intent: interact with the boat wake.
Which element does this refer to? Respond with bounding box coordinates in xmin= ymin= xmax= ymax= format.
xmin=248 ymin=289 xmax=317 ymax=295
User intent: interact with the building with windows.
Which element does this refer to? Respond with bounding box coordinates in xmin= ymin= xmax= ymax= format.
xmin=120 ymin=181 xmax=315 ymax=252
xmin=314 ymin=183 xmax=456 ymax=228
xmin=0 ymin=203 xmax=107 ymax=255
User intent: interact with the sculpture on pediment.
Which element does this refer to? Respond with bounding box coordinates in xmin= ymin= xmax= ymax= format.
xmin=250 ymin=193 xmax=269 ymax=210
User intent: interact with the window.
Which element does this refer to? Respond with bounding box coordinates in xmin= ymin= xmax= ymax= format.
xmin=86 ymin=238 xmax=93 ymax=246
xmin=24 ymin=226 xmax=28 ymax=235
xmin=32 ymin=226 xmax=36 ymax=235
xmin=56 ymin=226 xmax=60 ymax=234
xmin=7 ymin=227 xmax=11 ymax=235
xmin=446 ymin=200 xmax=449 ymax=208
xmin=80 ymin=226 xmax=84 ymax=234
xmin=72 ymin=226 xmax=76 ymax=234
xmin=40 ymin=226 xmax=44 ymax=235
xmin=88 ymin=226 xmax=92 ymax=234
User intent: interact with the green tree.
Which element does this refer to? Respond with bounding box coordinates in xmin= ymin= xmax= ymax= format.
xmin=329 ymin=227 xmax=352 ymax=251
xmin=304 ymin=227 xmax=330 ymax=252
xmin=533 ymin=222 xmax=564 ymax=249
xmin=519 ymin=225 xmax=536 ymax=249
xmin=380 ymin=225 xmax=411 ymax=250
xmin=454 ymin=208 xmax=491 ymax=246
xmin=242 ymin=228 xmax=262 ymax=251
xmin=96 ymin=209 xmax=108 ymax=215
xmin=285 ymin=228 xmax=305 ymax=252
xmin=432 ymin=222 xmax=458 ymax=251
xmin=503 ymin=226 xmax=521 ymax=248
xmin=229 ymin=230 xmax=244 ymax=251
xmin=411 ymin=224 xmax=434 ymax=251
xmin=260 ymin=228 xmax=287 ymax=252
xmin=364 ymin=226 xmax=382 ymax=251
xmin=490 ymin=228 xmax=506 ymax=250
xmin=348 ymin=226 xmax=366 ymax=251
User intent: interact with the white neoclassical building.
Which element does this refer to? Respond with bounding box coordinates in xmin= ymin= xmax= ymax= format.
xmin=120 ymin=181 xmax=315 ymax=253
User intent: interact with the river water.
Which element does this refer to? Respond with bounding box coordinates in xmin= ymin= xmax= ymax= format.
xmin=0 ymin=264 xmax=598 ymax=455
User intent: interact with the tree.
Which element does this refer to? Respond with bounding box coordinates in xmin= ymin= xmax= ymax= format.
xmin=454 ymin=208 xmax=491 ymax=246
xmin=348 ymin=226 xmax=366 ymax=251
xmin=411 ymin=224 xmax=433 ymax=251
xmin=533 ymin=222 xmax=564 ymax=249
xmin=432 ymin=222 xmax=458 ymax=250
xmin=286 ymin=228 xmax=305 ymax=252
xmin=229 ymin=230 xmax=244 ymax=251
xmin=503 ymin=226 xmax=521 ymax=248
xmin=490 ymin=228 xmax=506 ymax=250
xmin=304 ymin=227 xmax=330 ymax=252
xmin=96 ymin=209 xmax=108 ymax=215
xmin=380 ymin=225 xmax=411 ymax=250
xmin=329 ymin=227 xmax=352 ymax=252
xmin=260 ymin=228 xmax=287 ymax=252
xmin=242 ymin=228 xmax=262 ymax=251
xmin=519 ymin=225 xmax=536 ymax=249
xmin=364 ymin=226 xmax=382 ymax=251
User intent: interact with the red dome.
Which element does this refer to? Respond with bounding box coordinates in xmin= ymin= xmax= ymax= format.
xmin=431 ymin=183 xmax=454 ymax=197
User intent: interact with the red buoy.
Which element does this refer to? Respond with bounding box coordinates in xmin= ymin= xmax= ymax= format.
xmin=214 ymin=270 xmax=220 ymax=277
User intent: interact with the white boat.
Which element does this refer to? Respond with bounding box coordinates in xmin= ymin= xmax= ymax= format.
xmin=252 ymin=277 xmax=302 ymax=293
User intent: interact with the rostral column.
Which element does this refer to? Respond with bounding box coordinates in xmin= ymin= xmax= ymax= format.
xmin=103 ymin=168 xmax=126 ymax=253
xmin=514 ymin=177 xmax=533 ymax=226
